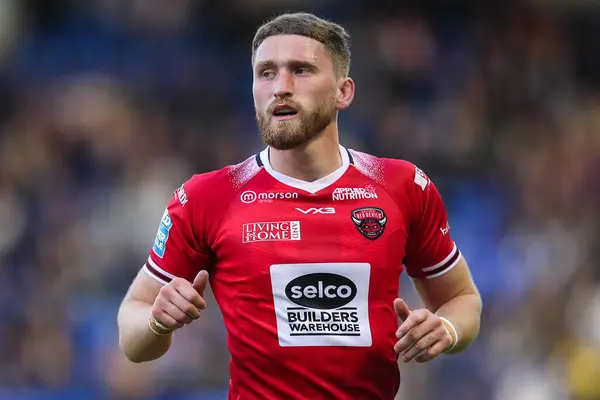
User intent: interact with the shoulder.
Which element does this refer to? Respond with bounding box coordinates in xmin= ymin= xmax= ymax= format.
xmin=349 ymin=149 xmax=430 ymax=192
xmin=180 ymin=154 xmax=262 ymax=207
xmin=174 ymin=154 xmax=262 ymax=241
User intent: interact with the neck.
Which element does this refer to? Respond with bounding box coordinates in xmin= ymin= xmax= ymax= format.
xmin=268 ymin=127 xmax=341 ymax=182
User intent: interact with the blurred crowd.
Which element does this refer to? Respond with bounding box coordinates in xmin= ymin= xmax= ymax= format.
xmin=0 ymin=0 xmax=598 ymax=399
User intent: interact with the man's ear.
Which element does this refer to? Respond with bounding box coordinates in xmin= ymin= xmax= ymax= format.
xmin=336 ymin=77 xmax=355 ymax=110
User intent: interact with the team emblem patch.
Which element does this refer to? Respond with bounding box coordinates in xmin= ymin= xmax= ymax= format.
xmin=351 ymin=207 xmax=387 ymax=240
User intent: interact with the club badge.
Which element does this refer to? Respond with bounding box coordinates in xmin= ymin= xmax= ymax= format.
xmin=351 ymin=207 xmax=387 ymax=240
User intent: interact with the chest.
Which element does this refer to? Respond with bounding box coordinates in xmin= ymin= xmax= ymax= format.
xmin=212 ymin=188 xmax=409 ymax=273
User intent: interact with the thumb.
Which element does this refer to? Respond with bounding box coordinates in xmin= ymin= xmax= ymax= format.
xmin=394 ymin=298 xmax=411 ymax=321
xmin=192 ymin=270 xmax=209 ymax=296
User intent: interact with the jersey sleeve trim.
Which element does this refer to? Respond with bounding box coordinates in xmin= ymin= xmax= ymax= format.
xmin=142 ymin=264 xmax=168 ymax=285
xmin=421 ymin=243 xmax=462 ymax=279
xmin=144 ymin=256 xmax=176 ymax=285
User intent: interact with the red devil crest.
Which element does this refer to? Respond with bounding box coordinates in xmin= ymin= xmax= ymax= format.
xmin=351 ymin=207 xmax=387 ymax=240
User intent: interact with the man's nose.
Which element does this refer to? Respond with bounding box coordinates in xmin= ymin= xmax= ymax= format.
xmin=273 ymin=72 xmax=294 ymax=99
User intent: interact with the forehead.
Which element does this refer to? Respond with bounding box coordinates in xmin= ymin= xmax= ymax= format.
xmin=254 ymin=34 xmax=333 ymax=67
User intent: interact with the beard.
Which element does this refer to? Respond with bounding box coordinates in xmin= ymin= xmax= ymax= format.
xmin=255 ymin=95 xmax=337 ymax=150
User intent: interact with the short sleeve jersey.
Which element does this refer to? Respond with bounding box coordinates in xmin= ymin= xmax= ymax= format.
xmin=143 ymin=146 xmax=461 ymax=400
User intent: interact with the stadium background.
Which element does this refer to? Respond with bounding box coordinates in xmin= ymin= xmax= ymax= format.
xmin=0 ymin=0 xmax=598 ymax=399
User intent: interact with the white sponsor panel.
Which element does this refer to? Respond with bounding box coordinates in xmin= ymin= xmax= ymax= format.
xmin=242 ymin=221 xmax=301 ymax=243
xmin=332 ymin=186 xmax=378 ymax=201
xmin=270 ymin=262 xmax=372 ymax=347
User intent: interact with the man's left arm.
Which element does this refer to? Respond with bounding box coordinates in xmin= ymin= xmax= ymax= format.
xmin=394 ymin=257 xmax=482 ymax=362
xmin=394 ymin=164 xmax=482 ymax=362
xmin=413 ymin=256 xmax=482 ymax=353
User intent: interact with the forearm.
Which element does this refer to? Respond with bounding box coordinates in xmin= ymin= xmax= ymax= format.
xmin=435 ymin=292 xmax=482 ymax=353
xmin=118 ymin=299 xmax=173 ymax=363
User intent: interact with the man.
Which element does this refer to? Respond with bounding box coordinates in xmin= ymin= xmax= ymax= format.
xmin=117 ymin=12 xmax=482 ymax=400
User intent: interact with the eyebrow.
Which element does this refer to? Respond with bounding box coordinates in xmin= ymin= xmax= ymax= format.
xmin=254 ymin=60 xmax=319 ymax=71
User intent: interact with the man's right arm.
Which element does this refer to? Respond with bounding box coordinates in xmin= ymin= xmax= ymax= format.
xmin=118 ymin=176 xmax=222 ymax=362
xmin=118 ymin=269 xmax=172 ymax=363
xmin=118 ymin=267 xmax=208 ymax=363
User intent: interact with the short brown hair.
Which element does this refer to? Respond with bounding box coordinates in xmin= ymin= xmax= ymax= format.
xmin=252 ymin=12 xmax=351 ymax=77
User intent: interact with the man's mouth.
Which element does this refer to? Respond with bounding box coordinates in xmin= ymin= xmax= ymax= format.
xmin=272 ymin=105 xmax=298 ymax=119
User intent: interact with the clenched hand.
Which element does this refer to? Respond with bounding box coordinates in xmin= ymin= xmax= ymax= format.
xmin=151 ymin=270 xmax=209 ymax=332
xmin=393 ymin=298 xmax=455 ymax=363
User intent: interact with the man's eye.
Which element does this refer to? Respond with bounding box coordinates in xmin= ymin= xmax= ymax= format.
xmin=295 ymin=68 xmax=310 ymax=75
xmin=262 ymin=70 xmax=275 ymax=78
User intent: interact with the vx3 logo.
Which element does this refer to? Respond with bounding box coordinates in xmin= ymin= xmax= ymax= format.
xmin=295 ymin=207 xmax=336 ymax=215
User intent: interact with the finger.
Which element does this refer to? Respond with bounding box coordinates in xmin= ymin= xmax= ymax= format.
xmin=415 ymin=340 xmax=449 ymax=363
xmin=393 ymin=298 xmax=411 ymax=321
xmin=193 ymin=270 xmax=209 ymax=297
xmin=402 ymin=334 xmax=437 ymax=362
xmin=170 ymin=292 xmax=202 ymax=321
xmin=160 ymin=299 xmax=193 ymax=325
xmin=395 ymin=309 xmax=429 ymax=339
xmin=153 ymin=310 xmax=184 ymax=330
xmin=176 ymin=283 xmax=207 ymax=311
xmin=394 ymin=313 xmax=439 ymax=353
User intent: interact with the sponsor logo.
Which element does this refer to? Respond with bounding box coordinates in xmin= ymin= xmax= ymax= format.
xmin=242 ymin=221 xmax=301 ymax=243
xmin=295 ymin=207 xmax=336 ymax=215
xmin=440 ymin=221 xmax=450 ymax=236
xmin=332 ymin=186 xmax=378 ymax=201
xmin=175 ymin=185 xmax=188 ymax=207
xmin=414 ymin=166 xmax=429 ymax=191
xmin=270 ymin=263 xmax=372 ymax=347
xmin=286 ymin=273 xmax=357 ymax=309
xmin=240 ymin=190 xmax=299 ymax=204
xmin=152 ymin=208 xmax=173 ymax=258
xmin=351 ymin=207 xmax=387 ymax=240
xmin=240 ymin=190 xmax=257 ymax=204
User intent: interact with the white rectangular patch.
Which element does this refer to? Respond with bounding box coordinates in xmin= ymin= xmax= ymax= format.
xmin=414 ymin=167 xmax=429 ymax=191
xmin=270 ymin=263 xmax=372 ymax=347
xmin=242 ymin=221 xmax=301 ymax=243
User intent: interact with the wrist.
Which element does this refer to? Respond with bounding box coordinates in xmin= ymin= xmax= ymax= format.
xmin=148 ymin=316 xmax=176 ymax=336
xmin=438 ymin=316 xmax=458 ymax=353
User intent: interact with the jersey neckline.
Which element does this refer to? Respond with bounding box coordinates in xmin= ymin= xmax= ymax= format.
xmin=255 ymin=145 xmax=354 ymax=194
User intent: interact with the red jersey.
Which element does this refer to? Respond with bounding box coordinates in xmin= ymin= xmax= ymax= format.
xmin=143 ymin=146 xmax=461 ymax=400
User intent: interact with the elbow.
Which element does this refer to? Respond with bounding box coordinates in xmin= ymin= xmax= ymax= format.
xmin=120 ymin=344 xmax=153 ymax=364
xmin=119 ymin=336 xmax=144 ymax=363
xmin=125 ymin=354 xmax=145 ymax=364
xmin=122 ymin=350 xmax=145 ymax=364
xmin=118 ymin=332 xmax=154 ymax=363
xmin=118 ymin=332 xmax=169 ymax=363
xmin=126 ymin=355 xmax=147 ymax=364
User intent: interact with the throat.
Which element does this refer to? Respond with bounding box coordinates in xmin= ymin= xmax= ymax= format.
xmin=269 ymin=147 xmax=342 ymax=183
xmin=260 ymin=132 xmax=350 ymax=194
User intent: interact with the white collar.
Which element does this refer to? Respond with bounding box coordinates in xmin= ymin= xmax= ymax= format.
xmin=259 ymin=145 xmax=350 ymax=194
